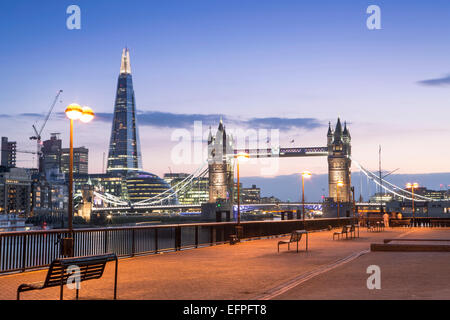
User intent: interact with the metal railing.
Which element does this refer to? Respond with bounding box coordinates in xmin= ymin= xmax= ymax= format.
xmin=0 ymin=218 xmax=353 ymax=274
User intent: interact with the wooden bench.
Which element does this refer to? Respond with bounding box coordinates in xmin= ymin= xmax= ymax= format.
xmin=333 ymin=225 xmax=348 ymax=240
xmin=17 ymin=253 xmax=118 ymax=300
xmin=347 ymin=224 xmax=358 ymax=239
xmin=390 ymin=219 xmax=411 ymax=228
xmin=278 ymin=230 xmax=308 ymax=253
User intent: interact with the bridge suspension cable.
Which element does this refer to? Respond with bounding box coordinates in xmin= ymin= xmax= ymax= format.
xmin=351 ymin=157 xmax=434 ymax=202
xmin=133 ymin=161 xmax=208 ymax=205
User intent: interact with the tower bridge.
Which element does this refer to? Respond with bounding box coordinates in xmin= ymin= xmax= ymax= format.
xmin=206 ymin=118 xmax=351 ymax=204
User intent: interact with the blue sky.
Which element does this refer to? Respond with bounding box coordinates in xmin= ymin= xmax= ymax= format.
xmin=1 ymin=1 xmax=450 ymax=199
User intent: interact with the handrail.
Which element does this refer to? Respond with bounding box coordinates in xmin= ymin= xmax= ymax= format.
xmin=0 ymin=217 xmax=354 ymax=236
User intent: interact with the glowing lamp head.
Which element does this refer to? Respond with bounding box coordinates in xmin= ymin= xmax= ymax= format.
xmin=236 ymin=152 xmax=250 ymax=161
xmin=80 ymin=106 xmax=95 ymax=123
xmin=406 ymin=183 xmax=419 ymax=189
xmin=65 ymin=104 xmax=83 ymax=120
xmin=302 ymin=171 xmax=312 ymax=179
xmin=337 ymin=181 xmax=344 ymax=187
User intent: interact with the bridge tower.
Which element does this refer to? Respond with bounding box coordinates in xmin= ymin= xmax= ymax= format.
xmin=327 ymin=118 xmax=352 ymax=202
xmin=207 ymin=119 xmax=234 ymax=203
xmin=78 ymin=183 xmax=94 ymax=222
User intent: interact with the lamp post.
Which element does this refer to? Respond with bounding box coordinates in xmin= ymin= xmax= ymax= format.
xmin=406 ymin=182 xmax=419 ymax=227
xmin=64 ymin=104 xmax=94 ymax=256
xmin=336 ymin=181 xmax=344 ymax=218
xmin=235 ymin=152 xmax=249 ymax=225
xmin=301 ymin=171 xmax=311 ymax=221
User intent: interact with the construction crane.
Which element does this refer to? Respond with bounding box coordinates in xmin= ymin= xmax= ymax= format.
xmin=29 ymin=90 xmax=63 ymax=171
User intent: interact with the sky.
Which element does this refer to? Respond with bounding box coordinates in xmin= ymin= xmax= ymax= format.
xmin=1 ymin=0 xmax=450 ymax=200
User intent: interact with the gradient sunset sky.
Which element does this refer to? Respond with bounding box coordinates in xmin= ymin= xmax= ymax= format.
xmin=1 ymin=0 xmax=450 ymax=185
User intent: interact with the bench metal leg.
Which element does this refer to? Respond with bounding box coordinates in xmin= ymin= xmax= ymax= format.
xmin=114 ymin=257 xmax=118 ymax=300
xmin=60 ymin=269 xmax=64 ymax=301
xmin=60 ymin=282 xmax=64 ymax=300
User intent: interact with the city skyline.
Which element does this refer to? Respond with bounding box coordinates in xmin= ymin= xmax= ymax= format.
xmin=1 ymin=1 xmax=450 ymax=194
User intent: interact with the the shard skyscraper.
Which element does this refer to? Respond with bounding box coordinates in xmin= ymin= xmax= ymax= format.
xmin=106 ymin=48 xmax=142 ymax=174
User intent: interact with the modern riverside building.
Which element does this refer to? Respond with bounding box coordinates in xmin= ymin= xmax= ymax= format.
xmin=0 ymin=167 xmax=31 ymax=215
xmin=126 ymin=172 xmax=176 ymax=205
xmin=106 ymin=48 xmax=142 ymax=174
xmin=164 ymin=173 xmax=209 ymax=205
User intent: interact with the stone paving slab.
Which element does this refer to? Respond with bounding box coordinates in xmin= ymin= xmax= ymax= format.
xmin=276 ymin=228 xmax=450 ymax=299
xmin=0 ymin=227 xmax=437 ymax=300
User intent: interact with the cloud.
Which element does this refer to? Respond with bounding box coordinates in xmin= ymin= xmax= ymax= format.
xmin=1 ymin=111 xmax=324 ymax=131
xmin=93 ymin=111 xmax=323 ymax=131
xmin=246 ymin=117 xmax=321 ymax=130
xmin=417 ymin=74 xmax=450 ymax=86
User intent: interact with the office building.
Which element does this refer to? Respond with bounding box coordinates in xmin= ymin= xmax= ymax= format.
xmin=1 ymin=137 xmax=16 ymax=168
xmin=61 ymin=146 xmax=88 ymax=174
xmin=164 ymin=173 xmax=209 ymax=205
xmin=42 ymin=133 xmax=62 ymax=180
xmin=0 ymin=167 xmax=31 ymax=215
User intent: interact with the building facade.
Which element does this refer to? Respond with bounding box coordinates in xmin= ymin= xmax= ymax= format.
xmin=126 ymin=172 xmax=176 ymax=204
xmin=61 ymin=147 xmax=88 ymax=174
xmin=164 ymin=173 xmax=209 ymax=205
xmin=234 ymin=183 xmax=261 ymax=204
xmin=0 ymin=167 xmax=31 ymax=215
xmin=1 ymin=137 xmax=16 ymax=168
xmin=107 ymin=48 xmax=142 ymax=174
xmin=42 ymin=133 xmax=62 ymax=180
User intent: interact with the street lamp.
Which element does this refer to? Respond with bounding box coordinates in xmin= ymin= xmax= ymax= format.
xmin=301 ymin=171 xmax=312 ymax=221
xmin=336 ymin=181 xmax=344 ymax=218
xmin=406 ymin=182 xmax=419 ymax=227
xmin=65 ymin=104 xmax=94 ymax=237
xmin=235 ymin=152 xmax=249 ymax=225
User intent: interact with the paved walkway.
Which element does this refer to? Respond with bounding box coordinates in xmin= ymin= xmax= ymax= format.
xmin=0 ymin=227 xmax=448 ymax=300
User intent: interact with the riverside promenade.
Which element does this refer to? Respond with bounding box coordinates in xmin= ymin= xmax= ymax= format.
xmin=1 ymin=227 xmax=449 ymax=300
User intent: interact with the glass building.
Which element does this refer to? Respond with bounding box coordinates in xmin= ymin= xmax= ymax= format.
xmin=107 ymin=48 xmax=142 ymax=174
xmin=126 ymin=172 xmax=176 ymax=204
xmin=163 ymin=173 xmax=209 ymax=205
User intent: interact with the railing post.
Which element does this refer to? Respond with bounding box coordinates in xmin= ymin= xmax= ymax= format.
xmin=131 ymin=228 xmax=135 ymax=257
xmin=154 ymin=228 xmax=158 ymax=254
xmin=175 ymin=226 xmax=181 ymax=251
xmin=21 ymin=234 xmax=27 ymax=272
xmin=104 ymin=230 xmax=108 ymax=254
xmin=195 ymin=226 xmax=199 ymax=248
xmin=210 ymin=226 xmax=215 ymax=246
